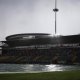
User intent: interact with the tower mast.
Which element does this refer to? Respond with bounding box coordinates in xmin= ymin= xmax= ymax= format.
xmin=53 ymin=0 xmax=59 ymax=34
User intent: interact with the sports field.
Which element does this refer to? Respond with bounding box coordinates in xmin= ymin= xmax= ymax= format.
xmin=0 ymin=71 xmax=80 ymax=80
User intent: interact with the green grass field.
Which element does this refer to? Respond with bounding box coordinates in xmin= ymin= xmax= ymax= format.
xmin=0 ymin=71 xmax=80 ymax=80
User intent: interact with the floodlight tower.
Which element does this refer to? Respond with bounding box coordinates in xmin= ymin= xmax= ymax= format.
xmin=53 ymin=0 xmax=59 ymax=34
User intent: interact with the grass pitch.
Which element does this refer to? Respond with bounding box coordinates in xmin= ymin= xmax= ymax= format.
xmin=0 ymin=71 xmax=80 ymax=80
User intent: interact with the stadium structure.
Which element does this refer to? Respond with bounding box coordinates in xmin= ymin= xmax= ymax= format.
xmin=0 ymin=0 xmax=80 ymax=64
xmin=0 ymin=33 xmax=80 ymax=64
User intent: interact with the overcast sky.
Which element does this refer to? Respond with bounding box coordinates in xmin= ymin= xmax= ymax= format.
xmin=0 ymin=0 xmax=80 ymax=40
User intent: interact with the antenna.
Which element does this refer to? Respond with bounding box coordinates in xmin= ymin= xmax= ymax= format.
xmin=53 ymin=0 xmax=59 ymax=34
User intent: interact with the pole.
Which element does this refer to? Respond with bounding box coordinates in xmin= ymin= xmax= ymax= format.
xmin=53 ymin=0 xmax=59 ymax=34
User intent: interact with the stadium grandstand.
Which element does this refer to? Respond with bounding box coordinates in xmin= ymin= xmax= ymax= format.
xmin=0 ymin=33 xmax=80 ymax=64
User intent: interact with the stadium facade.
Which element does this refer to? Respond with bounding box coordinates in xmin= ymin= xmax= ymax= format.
xmin=0 ymin=33 xmax=80 ymax=64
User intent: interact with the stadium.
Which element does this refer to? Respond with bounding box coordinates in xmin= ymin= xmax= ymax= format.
xmin=0 ymin=0 xmax=80 ymax=64
xmin=0 ymin=33 xmax=80 ymax=64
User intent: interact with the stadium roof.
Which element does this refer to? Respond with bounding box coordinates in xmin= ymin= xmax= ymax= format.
xmin=6 ymin=33 xmax=50 ymax=41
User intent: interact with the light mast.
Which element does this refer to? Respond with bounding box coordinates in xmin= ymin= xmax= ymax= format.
xmin=53 ymin=0 xmax=59 ymax=34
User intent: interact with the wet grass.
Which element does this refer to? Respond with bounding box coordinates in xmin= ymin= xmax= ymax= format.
xmin=0 ymin=71 xmax=80 ymax=80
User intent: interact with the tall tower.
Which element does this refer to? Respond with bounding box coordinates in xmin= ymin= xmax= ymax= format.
xmin=53 ymin=0 xmax=59 ymax=34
